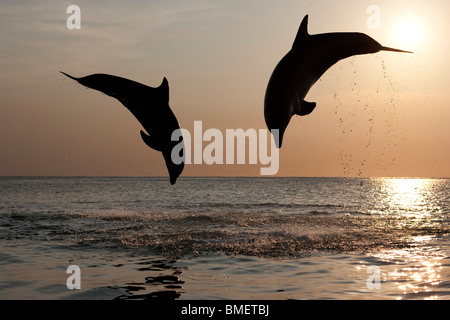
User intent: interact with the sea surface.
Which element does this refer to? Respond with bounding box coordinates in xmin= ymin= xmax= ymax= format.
xmin=0 ymin=176 xmax=449 ymax=300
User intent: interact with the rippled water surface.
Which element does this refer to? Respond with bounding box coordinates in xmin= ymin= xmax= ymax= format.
xmin=0 ymin=177 xmax=449 ymax=299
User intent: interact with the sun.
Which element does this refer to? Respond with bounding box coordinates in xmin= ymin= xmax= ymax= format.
xmin=394 ymin=17 xmax=423 ymax=51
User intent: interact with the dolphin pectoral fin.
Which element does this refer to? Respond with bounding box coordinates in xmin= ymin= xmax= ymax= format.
xmin=140 ymin=130 xmax=163 ymax=152
xmin=295 ymin=100 xmax=317 ymax=116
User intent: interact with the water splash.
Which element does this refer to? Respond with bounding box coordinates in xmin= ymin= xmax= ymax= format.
xmin=62 ymin=208 xmax=450 ymax=259
xmin=375 ymin=56 xmax=400 ymax=174
xmin=333 ymin=56 xmax=403 ymax=177
xmin=334 ymin=58 xmax=365 ymax=177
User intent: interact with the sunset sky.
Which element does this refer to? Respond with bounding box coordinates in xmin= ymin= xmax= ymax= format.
xmin=1 ymin=0 xmax=449 ymax=178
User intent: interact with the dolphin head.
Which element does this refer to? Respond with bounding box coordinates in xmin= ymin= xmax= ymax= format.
xmin=336 ymin=33 xmax=413 ymax=56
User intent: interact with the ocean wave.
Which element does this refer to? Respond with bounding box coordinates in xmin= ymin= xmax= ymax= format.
xmin=62 ymin=212 xmax=450 ymax=259
xmin=2 ymin=177 xmax=449 ymax=259
xmin=3 ymin=205 xmax=448 ymax=259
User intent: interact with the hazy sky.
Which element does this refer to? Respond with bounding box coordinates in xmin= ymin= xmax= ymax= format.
xmin=1 ymin=0 xmax=449 ymax=178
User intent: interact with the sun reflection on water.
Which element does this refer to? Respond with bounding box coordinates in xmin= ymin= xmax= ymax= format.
xmin=382 ymin=178 xmax=435 ymax=216
xmin=369 ymin=235 xmax=446 ymax=300
xmin=361 ymin=179 xmax=449 ymax=299
xmin=365 ymin=178 xmax=448 ymax=238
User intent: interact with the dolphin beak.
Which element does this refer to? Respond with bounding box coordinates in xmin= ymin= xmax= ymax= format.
xmin=60 ymin=71 xmax=79 ymax=81
xmin=380 ymin=46 xmax=413 ymax=54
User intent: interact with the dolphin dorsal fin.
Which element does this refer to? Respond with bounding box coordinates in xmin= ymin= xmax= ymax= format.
xmin=159 ymin=77 xmax=169 ymax=104
xmin=292 ymin=15 xmax=309 ymax=49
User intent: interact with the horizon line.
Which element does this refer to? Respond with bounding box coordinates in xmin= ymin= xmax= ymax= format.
xmin=0 ymin=175 xmax=448 ymax=179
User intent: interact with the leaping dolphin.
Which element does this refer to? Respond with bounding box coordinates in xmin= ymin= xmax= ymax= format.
xmin=264 ymin=15 xmax=412 ymax=148
xmin=61 ymin=72 xmax=184 ymax=185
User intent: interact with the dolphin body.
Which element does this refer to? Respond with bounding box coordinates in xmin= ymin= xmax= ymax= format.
xmin=61 ymin=72 xmax=184 ymax=185
xmin=264 ymin=15 xmax=412 ymax=148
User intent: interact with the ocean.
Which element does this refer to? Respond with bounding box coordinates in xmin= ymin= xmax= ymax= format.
xmin=0 ymin=177 xmax=449 ymax=300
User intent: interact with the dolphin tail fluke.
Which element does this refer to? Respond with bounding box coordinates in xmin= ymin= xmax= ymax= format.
xmin=169 ymin=172 xmax=179 ymax=185
xmin=164 ymin=153 xmax=184 ymax=185
xmin=274 ymin=130 xmax=284 ymax=149
xmin=380 ymin=46 xmax=413 ymax=54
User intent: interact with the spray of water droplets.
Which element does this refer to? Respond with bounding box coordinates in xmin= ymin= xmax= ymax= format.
xmin=334 ymin=57 xmax=400 ymax=177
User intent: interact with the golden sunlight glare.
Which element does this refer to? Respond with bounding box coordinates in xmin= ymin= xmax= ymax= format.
xmin=394 ymin=17 xmax=423 ymax=51
xmin=384 ymin=178 xmax=432 ymax=215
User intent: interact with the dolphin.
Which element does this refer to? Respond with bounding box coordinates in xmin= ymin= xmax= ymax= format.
xmin=61 ymin=72 xmax=184 ymax=185
xmin=264 ymin=15 xmax=412 ymax=148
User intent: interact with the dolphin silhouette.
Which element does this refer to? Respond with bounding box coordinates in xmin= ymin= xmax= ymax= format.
xmin=61 ymin=72 xmax=184 ymax=185
xmin=264 ymin=15 xmax=412 ymax=148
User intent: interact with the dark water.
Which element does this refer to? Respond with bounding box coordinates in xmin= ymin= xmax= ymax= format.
xmin=0 ymin=177 xmax=449 ymax=299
